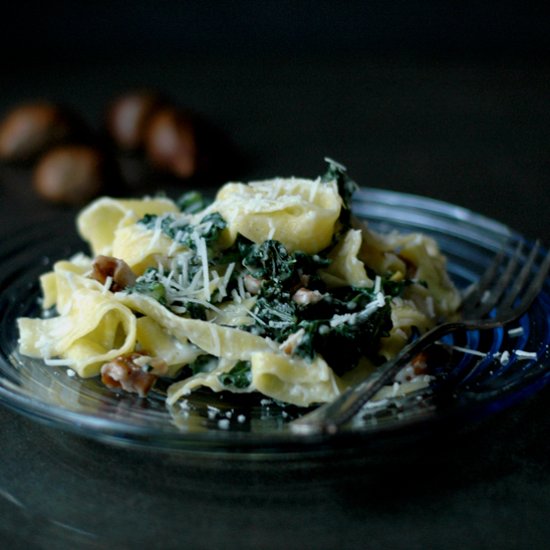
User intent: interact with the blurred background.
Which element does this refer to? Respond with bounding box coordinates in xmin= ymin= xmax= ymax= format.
xmin=1 ymin=0 xmax=549 ymax=241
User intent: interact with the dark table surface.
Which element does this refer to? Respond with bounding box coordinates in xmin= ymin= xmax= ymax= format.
xmin=1 ymin=40 xmax=550 ymax=550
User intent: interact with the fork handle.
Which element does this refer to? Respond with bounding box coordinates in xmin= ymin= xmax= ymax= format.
xmin=290 ymin=321 xmax=466 ymax=435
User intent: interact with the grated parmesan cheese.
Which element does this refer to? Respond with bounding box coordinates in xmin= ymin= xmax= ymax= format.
xmin=514 ymin=350 xmax=538 ymax=361
xmin=507 ymin=327 xmax=524 ymax=338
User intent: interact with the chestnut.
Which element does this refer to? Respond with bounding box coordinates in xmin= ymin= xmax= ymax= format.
xmin=105 ymin=90 xmax=165 ymax=152
xmin=0 ymin=102 xmax=85 ymax=163
xmin=144 ymin=107 xmax=198 ymax=179
xmin=33 ymin=145 xmax=111 ymax=205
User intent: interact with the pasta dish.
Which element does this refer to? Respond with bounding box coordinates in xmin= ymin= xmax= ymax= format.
xmin=17 ymin=159 xmax=460 ymax=410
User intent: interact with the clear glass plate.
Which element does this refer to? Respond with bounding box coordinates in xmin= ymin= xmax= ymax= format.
xmin=0 ymin=188 xmax=549 ymax=455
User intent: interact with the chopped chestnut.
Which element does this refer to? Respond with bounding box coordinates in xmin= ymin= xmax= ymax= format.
xmin=243 ymin=274 xmax=262 ymax=295
xmin=292 ymin=288 xmax=323 ymax=305
xmin=91 ymin=255 xmax=137 ymax=291
xmin=101 ymin=352 xmax=164 ymax=397
xmin=410 ymin=352 xmax=429 ymax=375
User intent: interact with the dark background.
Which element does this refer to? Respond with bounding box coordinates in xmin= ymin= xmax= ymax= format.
xmin=1 ymin=2 xmax=550 ymax=548
xmin=1 ymin=1 xmax=549 ymax=241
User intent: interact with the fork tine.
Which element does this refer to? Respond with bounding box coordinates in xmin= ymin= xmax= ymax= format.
xmin=498 ymin=240 xmax=541 ymax=311
xmin=460 ymin=248 xmax=505 ymax=311
xmin=470 ymin=241 xmax=524 ymax=318
xmin=498 ymin=245 xmax=550 ymax=322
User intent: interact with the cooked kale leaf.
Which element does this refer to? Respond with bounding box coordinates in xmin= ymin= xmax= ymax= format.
xmin=322 ymin=158 xmax=358 ymax=213
xmin=138 ymin=212 xmax=227 ymax=251
xmin=292 ymin=302 xmax=392 ymax=374
xmin=188 ymin=354 xmax=218 ymax=375
xmin=198 ymin=212 xmax=227 ymax=244
xmin=126 ymin=268 xmax=167 ymax=305
xmin=381 ymin=277 xmax=413 ymax=298
xmin=176 ymin=190 xmax=209 ymax=213
xmin=242 ymin=240 xmax=296 ymax=282
xmin=218 ymin=360 xmax=252 ymax=389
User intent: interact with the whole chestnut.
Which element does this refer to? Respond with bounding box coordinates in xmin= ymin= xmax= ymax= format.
xmin=33 ymin=145 xmax=110 ymax=205
xmin=105 ymin=91 xmax=165 ymax=152
xmin=0 ymin=102 xmax=84 ymax=163
xmin=144 ymin=107 xmax=197 ymax=179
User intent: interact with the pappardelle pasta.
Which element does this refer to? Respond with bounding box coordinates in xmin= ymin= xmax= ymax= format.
xmin=17 ymin=160 xmax=461 ymax=409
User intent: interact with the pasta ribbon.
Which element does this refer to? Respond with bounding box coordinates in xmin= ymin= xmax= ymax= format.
xmin=207 ymin=177 xmax=342 ymax=254
xmin=77 ymin=196 xmax=179 ymax=256
xmin=18 ymin=288 xmax=136 ymax=377
xmin=320 ymin=229 xmax=373 ymax=288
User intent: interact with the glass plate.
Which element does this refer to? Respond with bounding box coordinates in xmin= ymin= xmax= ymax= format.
xmin=0 ymin=189 xmax=549 ymax=455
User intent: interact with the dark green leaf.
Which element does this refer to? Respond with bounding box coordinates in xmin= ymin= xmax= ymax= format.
xmin=218 ymin=360 xmax=252 ymax=389
xmin=321 ymin=158 xmax=358 ymax=211
xmin=242 ymin=240 xmax=296 ymax=282
xmin=198 ymin=212 xmax=227 ymax=244
xmin=138 ymin=211 xmax=227 ymax=251
xmin=177 ymin=191 xmax=209 ymax=213
xmin=188 ymin=355 xmax=217 ymax=375
xmin=127 ymin=268 xmax=167 ymax=305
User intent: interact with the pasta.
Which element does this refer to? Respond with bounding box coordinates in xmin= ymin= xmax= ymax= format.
xmin=17 ymin=160 xmax=461 ymax=408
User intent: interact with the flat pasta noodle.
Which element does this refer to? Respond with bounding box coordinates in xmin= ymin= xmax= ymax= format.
xmin=320 ymin=229 xmax=373 ymax=288
xmin=166 ymin=352 xmax=343 ymax=408
xmin=18 ymin=288 xmax=136 ymax=377
xmin=77 ymin=196 xmax=180 ymax=257
xmin=118 ymin=293 xmax=277 ymax=359
xmin=206 ymin=177 xmax=342 ymax=254
xmin=135 ymin=316 xmax=202 ymax=378
xmin=111 ymin=223 xmax=185 ymax=275
xmin=250 ymin=352 xmax=344 ymax=406
xmin=40 ymin=254 xmax=94 ymax=309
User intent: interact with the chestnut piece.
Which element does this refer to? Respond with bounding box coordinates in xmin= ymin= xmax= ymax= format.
xmin=105 ymin=90 xmax=165 ymax=152
xmin=91 ymin=255 xmax=137 ymax=291
xmin=101 ymin=352 xmax=160 ymax=397
xmin=33 ymin=145 xmax=109 ymax=205
xmin=144 ymin=107 xmax=198 ymax=179
xmin=0 ymin=102 xmax=84 ymax=163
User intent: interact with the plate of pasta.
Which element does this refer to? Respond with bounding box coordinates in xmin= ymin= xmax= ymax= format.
xmin=1 ymin=159 xmax=549 ymax=454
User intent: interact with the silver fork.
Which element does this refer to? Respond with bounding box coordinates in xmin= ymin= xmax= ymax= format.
xmin=290 ymin=240 xmax=550 ymax=435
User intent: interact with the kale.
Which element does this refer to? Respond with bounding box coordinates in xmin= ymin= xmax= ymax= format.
xmin=176 ymin=191 xmax=209 ymax=213
xmin=138 ymin=212 xmax=227 ymax=251
xmin=240 ymin=239 xmax=332 ymax=299
xmin=293 ymin=251 xmax=331 ymax=290
xmin=188 ymin=354 xmax=218 ymax=375
xmin=293 ymin=251 xmax=331 ymax=272
xmin=321 ymin=158 xmax=358 ymax=213
xmin=381 ymin=277 xmax=413 ymax=298
xmin=139 ymin=213 xmax=179 ymax=239
xmin=248 ymin=276 xmax=395 ymax=374
xmin=126 ymin=266 xmax=207 ymax=319
xmin=254 ymin=293 xmax=297 ymax=332
xmin=198 ymin=212 xmax=227 ymax=245
xmin=292 ymin=301 xmax=393 ymax=375
xmin=221 ymin=228 xmax=412 ymax=374
xmin=182 ymin=301 xmax=207 ymax=320
xmin=252 ymin=282 xmax=396 ymax=375
xmin=218 ymin=360 xmax=252 ymax=389
xmin=126 ymin=268 xmax=167 ymax=305
xmin=242 ymin=240 xmax=296 ymax=282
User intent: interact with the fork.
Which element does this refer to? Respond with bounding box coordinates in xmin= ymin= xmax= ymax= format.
xmin=290 ymin=240 xmax=550 ymax=435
